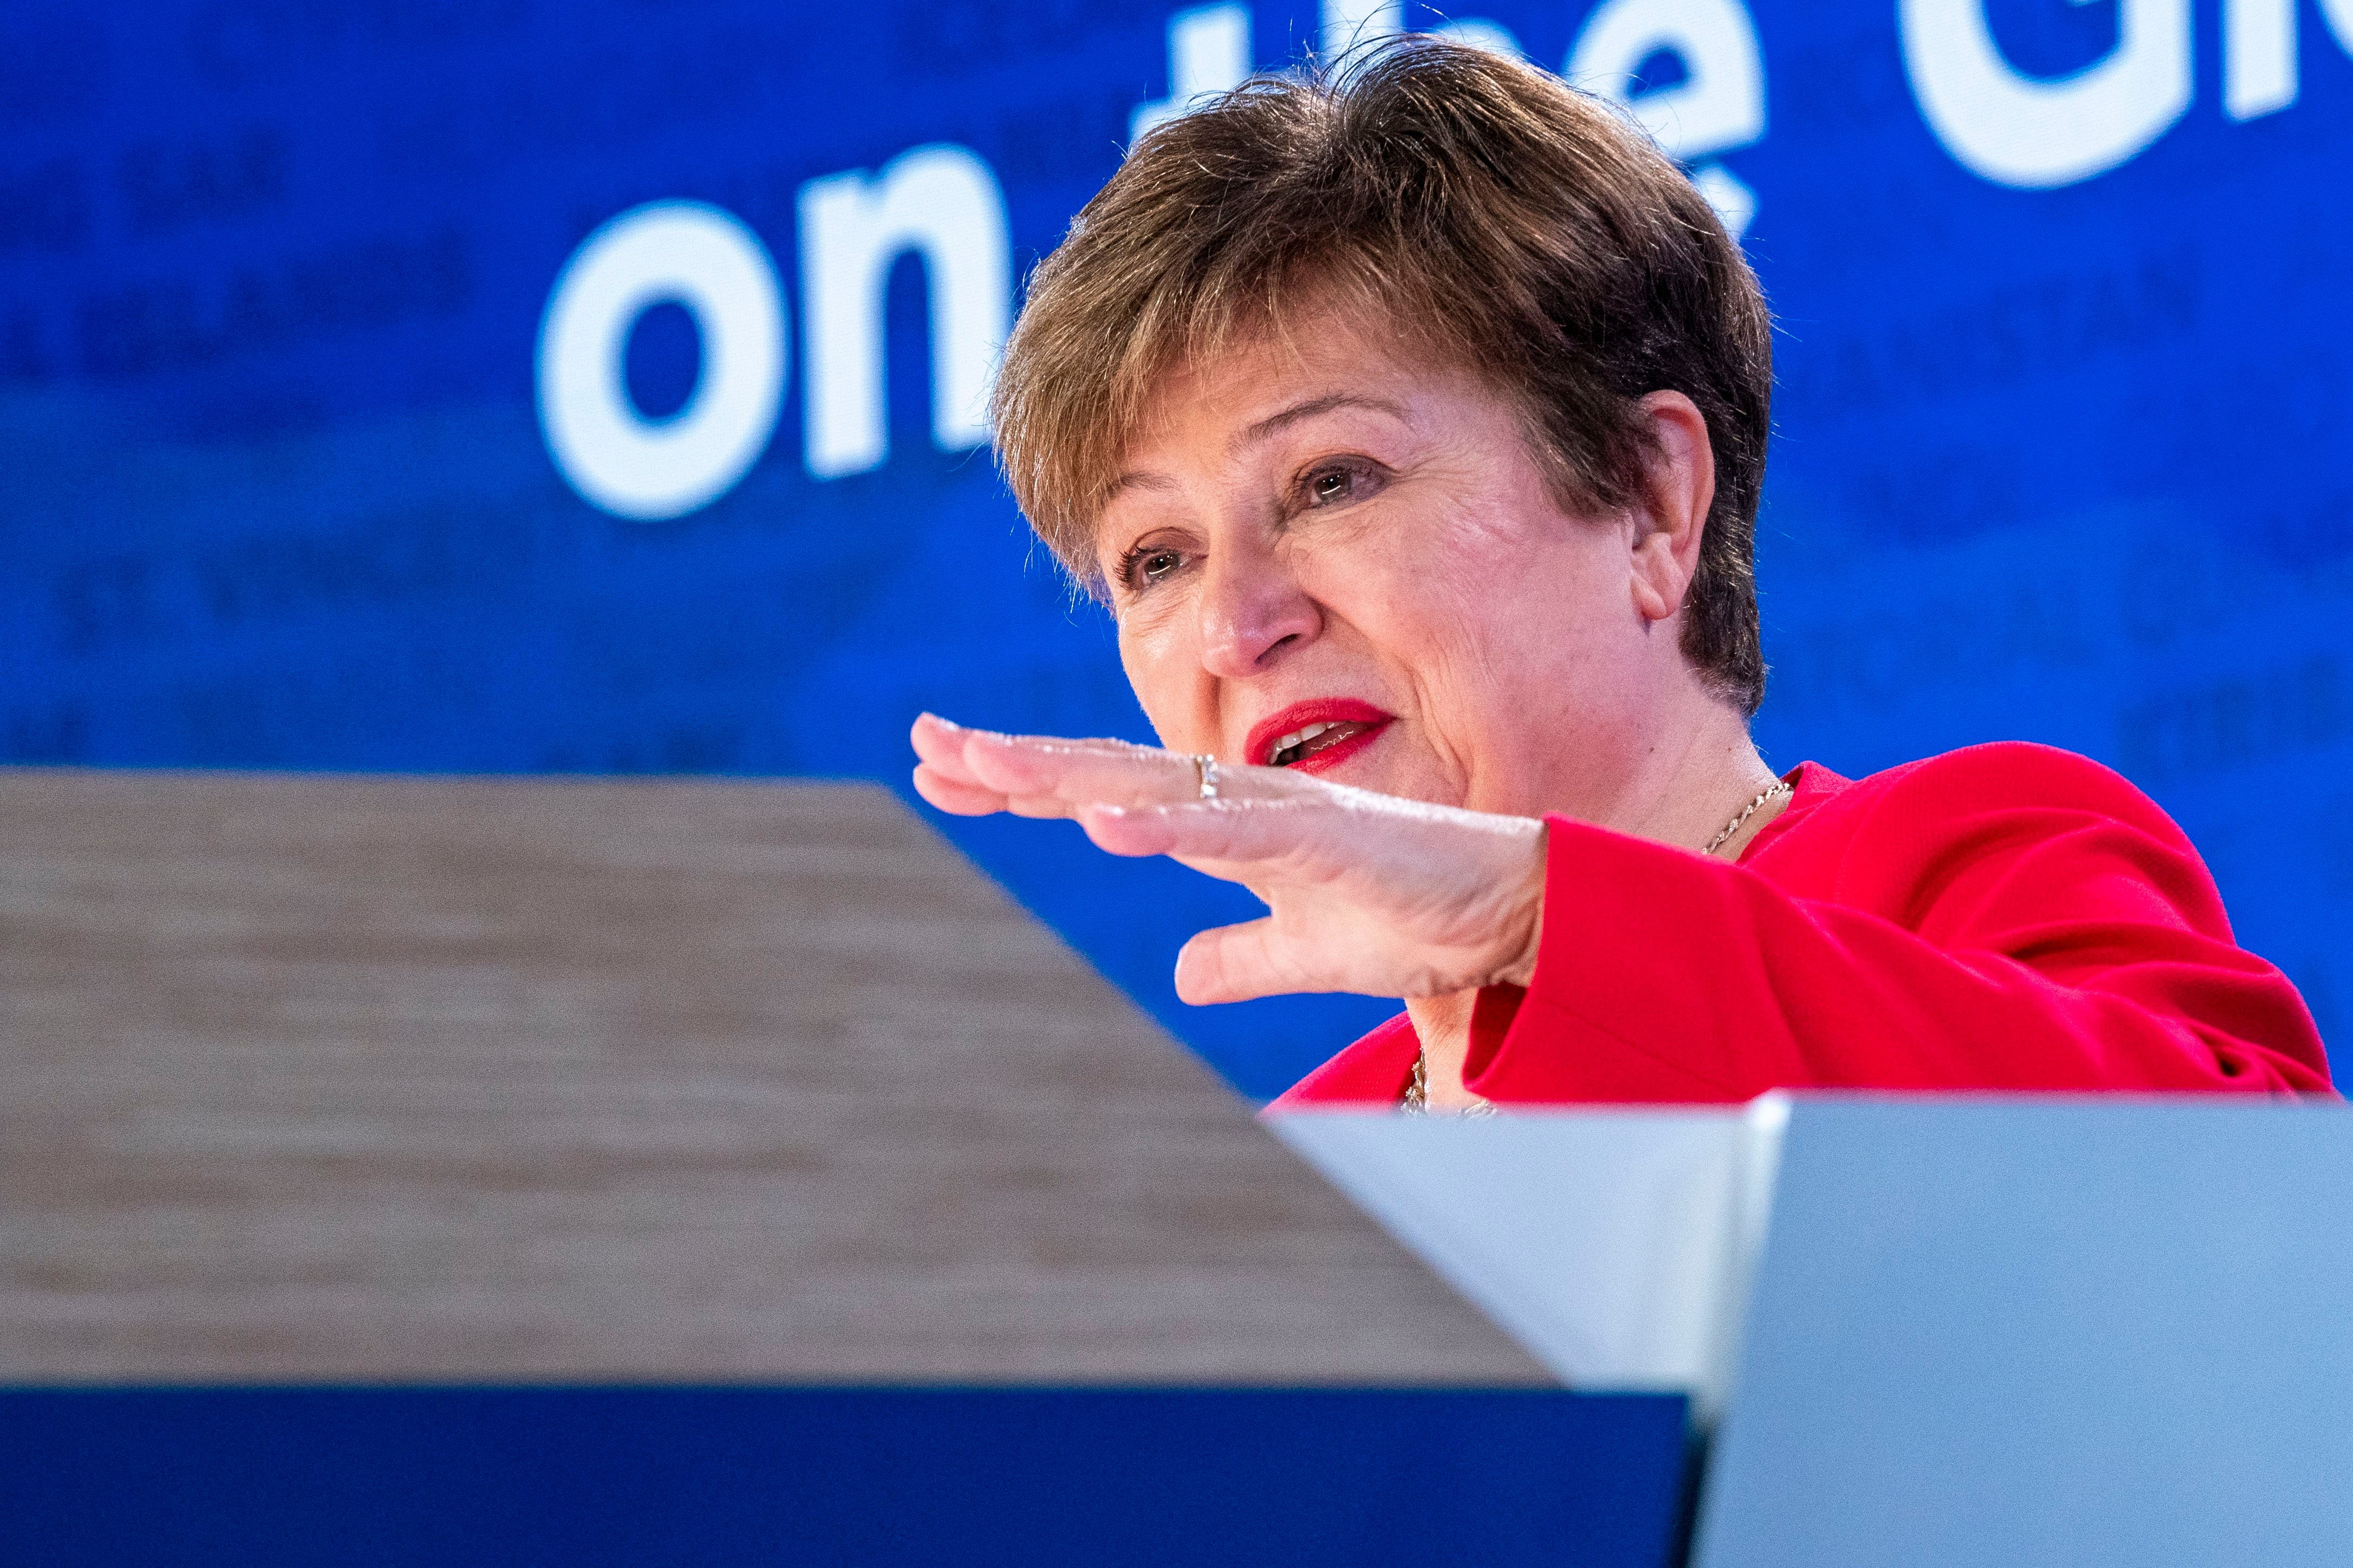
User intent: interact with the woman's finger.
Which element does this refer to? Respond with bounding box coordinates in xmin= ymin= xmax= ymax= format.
xmin=961 ymin=727 xmax=1224 ymax=810
xmin=910 ymin=764 xmax=1008 ymax=817
xmin=1074 ymin=796 xmax=1327 ymax=867
xmin=916 ymin=713 xmax=1201 ymax=806
xmin=1174 ymin=918 xmax=1316 ymax=1005
xmin=908 ymin=719 xmax=980 ymax=795
xmin=909 ymin=713 xmax=995 ymax=788
xmin=917 ymin=713 xmax=1152 ymax=763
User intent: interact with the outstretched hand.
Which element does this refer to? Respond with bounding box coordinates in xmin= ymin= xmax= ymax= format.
xmin=910 ymin=713 xmax=1547 ymax=1006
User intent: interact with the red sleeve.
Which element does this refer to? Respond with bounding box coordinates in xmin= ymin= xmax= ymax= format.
xmin=1466 ymin=745 xmax=2333 ymax=1103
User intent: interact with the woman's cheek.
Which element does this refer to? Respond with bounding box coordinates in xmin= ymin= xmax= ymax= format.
xmin=1340 ymin=550 xmax=1480 ymax=665
xmin=1117 ymin=615 xmax=1196 ymax=738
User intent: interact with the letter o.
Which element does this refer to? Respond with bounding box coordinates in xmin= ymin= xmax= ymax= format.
xmin=537 ymin=200 xmax=786 ymax=521
xmin=1900 ymin=0 xmax=2190 ymax=188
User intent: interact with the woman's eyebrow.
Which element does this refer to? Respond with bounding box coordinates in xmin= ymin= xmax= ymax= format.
xmin=1104 ymin=470 xmax=1179 ymax=502
xmin=1102 ymin=392 xmax=1410 ymax=500
xmin=1232 ymin=392 xmax=1409 ymax=454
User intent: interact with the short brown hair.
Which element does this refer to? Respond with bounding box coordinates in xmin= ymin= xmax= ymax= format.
xmin=991 ymin=37 xmax=1773 ymax=713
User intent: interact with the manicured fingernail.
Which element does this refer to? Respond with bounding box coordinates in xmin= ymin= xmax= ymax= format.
xmin=921 ymin=713 xmax=959 ymax=730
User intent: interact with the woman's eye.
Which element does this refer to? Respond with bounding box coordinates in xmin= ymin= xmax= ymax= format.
xmin=1120 ymin=546 xmax=1184 ymax=590
xmin=1302 ymin=461 xmax=1377 ymax=509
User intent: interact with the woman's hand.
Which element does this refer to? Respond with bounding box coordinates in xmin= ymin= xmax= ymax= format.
xmin=910 ymin=713 xmax=1546 ymax=1006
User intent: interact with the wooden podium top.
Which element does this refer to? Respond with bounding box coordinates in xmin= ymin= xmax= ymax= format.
xmin=0 ymin=768 xmax=1544 ymax=1383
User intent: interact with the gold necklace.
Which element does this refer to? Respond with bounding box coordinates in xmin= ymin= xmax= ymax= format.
xmin=1703 ymin=779 xmax=1792 ymax=857
xmin=1401 ymin=1050 xmax=1497 ymax=1116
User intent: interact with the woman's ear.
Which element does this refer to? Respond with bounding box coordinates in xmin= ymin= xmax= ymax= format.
xmin=1627 ymin=391 xmax=1716 ymax=624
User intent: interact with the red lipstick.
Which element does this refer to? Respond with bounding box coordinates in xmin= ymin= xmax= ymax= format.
xmin=1243 ymin=698 xmax=1395 ymax=776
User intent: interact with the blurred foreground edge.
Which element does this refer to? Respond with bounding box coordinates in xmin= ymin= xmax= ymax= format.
xmin=0 ymin=767 xmax=1547 ymax=1384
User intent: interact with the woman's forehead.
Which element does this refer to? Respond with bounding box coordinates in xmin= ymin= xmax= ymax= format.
xmin=1125 ymin=318 xmax=1469 ymax=454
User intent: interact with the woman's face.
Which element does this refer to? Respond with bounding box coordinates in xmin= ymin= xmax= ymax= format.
xmin=1095 ymin=304 xmax=1711 ymax=825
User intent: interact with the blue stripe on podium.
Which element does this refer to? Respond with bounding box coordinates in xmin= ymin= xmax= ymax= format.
xmin=0 ymin=1388 xmax=1687 ymax=1567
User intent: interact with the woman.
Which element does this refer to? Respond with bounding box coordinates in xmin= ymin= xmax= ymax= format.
xmin=910 ymin=41 xmax=2331 ymax=1109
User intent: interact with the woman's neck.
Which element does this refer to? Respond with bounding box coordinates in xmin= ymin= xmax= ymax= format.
xmin=1601 ymin=693 xmax=1782 ymax=851
xmin=1408 ymin=709 xmax=1786 ymax=1109
xmin=1404 ymin=991 xmax=1486 ymax=1110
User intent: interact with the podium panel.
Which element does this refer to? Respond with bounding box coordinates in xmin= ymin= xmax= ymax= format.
xmin=1694 ymin=1098 xmax=2353 ymax=1568
xmin=0 ymin=1388 xmax=1689 ymax=1568
xmin=3 ymin=769 xmax=1709 ymax=1563
xmin=0 ymin=768 xmax=1540 ymax=1383
xmin=1273 ymin=1098 xmax=2353 ymax=1567
xmin=1274 ymin=1104 xmax=1786 ymax=1413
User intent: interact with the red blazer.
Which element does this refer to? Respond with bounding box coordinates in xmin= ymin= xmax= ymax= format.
xmin=1269 ymin=742 xmax=2333 ymax=1109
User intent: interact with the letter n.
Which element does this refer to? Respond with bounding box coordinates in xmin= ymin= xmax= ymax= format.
xmin=798 ymin=145 xmax=1012 ymax=480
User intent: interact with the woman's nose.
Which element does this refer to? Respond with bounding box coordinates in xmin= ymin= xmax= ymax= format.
xmin=1196 ymin=544 xmax=1320 ymax=679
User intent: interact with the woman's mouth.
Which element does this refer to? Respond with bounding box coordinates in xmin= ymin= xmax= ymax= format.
xmin=1268 ymin=720 xmax=1372 ymax=766
xmin=1246 ymin=701 xmax=1395 ymax=776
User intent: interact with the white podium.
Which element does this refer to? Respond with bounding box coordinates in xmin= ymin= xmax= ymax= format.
xmin=1276 ymin=1095 xmax=2353 ymax=1567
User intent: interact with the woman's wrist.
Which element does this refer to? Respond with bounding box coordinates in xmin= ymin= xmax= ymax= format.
xmin=1487 ymin=818 xmax=1548 ymax=990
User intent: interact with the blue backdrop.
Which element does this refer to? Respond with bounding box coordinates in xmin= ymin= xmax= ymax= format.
xmin=5 ymin=0 xmax=2348 ymax=1097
